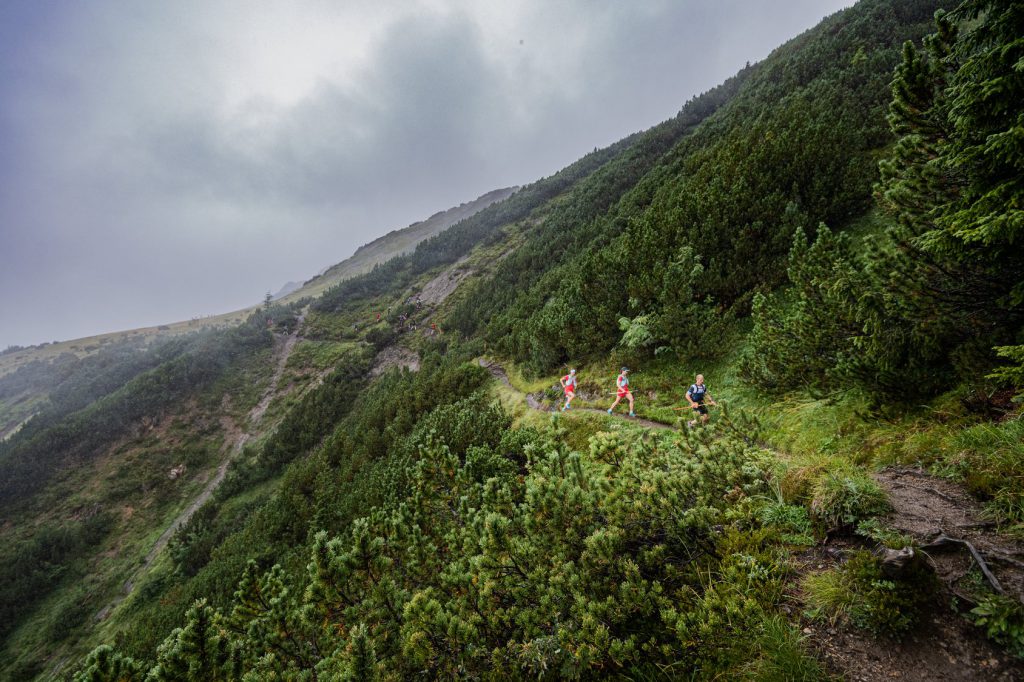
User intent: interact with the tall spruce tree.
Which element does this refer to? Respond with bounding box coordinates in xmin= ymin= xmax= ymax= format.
xmin=942 ymin=0 xmax=1024 ymax=391
xmin=867 ymin=2 xmax=1023 ymax=393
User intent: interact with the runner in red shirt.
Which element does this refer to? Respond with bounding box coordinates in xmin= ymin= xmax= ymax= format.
xmin=559 ymin=369 xmax=578 ymax=411
xmin=607 ymin=367 xmax=635 ymax=417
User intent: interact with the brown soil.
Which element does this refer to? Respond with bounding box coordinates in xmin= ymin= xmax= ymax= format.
xmin=799 ymin=467 xmax=1024 ymax=680
xmin=877 ymin=467 xmax=1024 ymax=602
xmin=804 ymin=604 xmax=1020 ymax=681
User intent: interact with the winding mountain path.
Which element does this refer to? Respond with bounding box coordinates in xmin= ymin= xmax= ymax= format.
xmin=138 ymin=316 xmax=303 ymax=569
xmin=97 ymin=314 xmax=306 ymax=620
xmin=477 ymin=358 xmax=674 ymax=431
xmin=481 ymin=359 xmax=1024 ymax=678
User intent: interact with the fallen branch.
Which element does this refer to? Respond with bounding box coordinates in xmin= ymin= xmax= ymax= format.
xmin=921 ymin=533 xmax=1004 ymax=594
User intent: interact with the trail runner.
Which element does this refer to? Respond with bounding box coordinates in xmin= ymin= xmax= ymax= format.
xmin=560 ymin=369 xmax=578 ymax=411
xmin=607 ymin=367 xmax=635 ymax=417
xmin=686 ymin=373 xmax=717 ymax=427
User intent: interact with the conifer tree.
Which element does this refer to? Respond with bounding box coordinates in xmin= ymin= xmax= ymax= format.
xmin=870 ymin=3 xmax=1024 ymax=391
xmin=72 ymin=645 xmax=143 ymax=682
xmin=942 ymin=0 xmax=1024 ymax=256
xmin=741 ymin=225 xmax=861 ymax=392
xmin=226 ymin=561 xmax=318 ymax=675
xmin=942 ymin=0 xmax=1024 ymax=389
xmin=147 ymin=599 xmax=241 ymax=681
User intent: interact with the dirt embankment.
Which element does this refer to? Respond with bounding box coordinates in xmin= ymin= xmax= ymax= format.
xmin=417 ymin=255 xmax=475 ymax=306
xmin=801 ymin=466 xmax=1024 ymax=681
xmin=371 ymin=346 xmax=420 ymax=377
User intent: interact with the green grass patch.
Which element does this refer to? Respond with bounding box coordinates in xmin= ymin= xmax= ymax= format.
xmin=803 ymin=550 xmax=935 ymax=638
xmin=759 ymin=500 xmax=816 ymax=547
xmin=286 ymin=340 xmax=359 ymax=373
xmin=738 ymin=615 xmax=831 ymax=681
xmin=809 ymin=463 xmax=890 ymax=532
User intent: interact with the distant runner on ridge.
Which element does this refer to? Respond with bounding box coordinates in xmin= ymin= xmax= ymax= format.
xmin=607 ymin=367 xmax=635 ymax=418
xmin=686 ymin=373 xmax=717 ymax=427
xmin=560 ymin=368 xmax=578 ymax=411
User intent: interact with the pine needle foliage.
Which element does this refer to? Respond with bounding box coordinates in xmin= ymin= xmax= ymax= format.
xmin=77 ymin=406 xmax=827 ymax=679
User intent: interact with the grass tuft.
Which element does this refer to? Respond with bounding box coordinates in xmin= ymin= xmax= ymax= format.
xmin=803 ymin=550 xmax=934 ymax=638
xmin=809 ymin=465 xmax=890 ymax=531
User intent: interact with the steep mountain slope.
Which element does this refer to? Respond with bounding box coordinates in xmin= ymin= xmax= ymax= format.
xmin=272 ymin=186 xmax=519 ymax=307
xmin=449 ymin=0 xmax=952 ymax=371
xmin=0 ymin=189 xmax=513 ymax=445
xmin=4 ymin=0 xmax=1024 ymax=679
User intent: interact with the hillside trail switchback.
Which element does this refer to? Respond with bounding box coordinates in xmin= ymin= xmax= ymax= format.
xmin=96 ymin=313 xmax=306 ymax=621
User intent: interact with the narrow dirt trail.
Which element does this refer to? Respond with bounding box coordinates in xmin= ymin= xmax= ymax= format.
xmin=800 ymin=466 xmax=1024 ymax=680
xmin=98 ymin=315 xmax=306 ymax=619
xmin=481 ymin=359 xmax=1024 ymax=678
xmin=0 ymin=413 xmax=34 ymax=442
xmin=478 ymin=359 xmax=674 ymax=431
xmin=876 ymin=466 xmax=1024 ymax=601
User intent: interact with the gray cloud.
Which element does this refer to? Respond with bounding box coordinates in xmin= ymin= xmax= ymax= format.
xmin=0 ymin=0 xmax=852 ymax=347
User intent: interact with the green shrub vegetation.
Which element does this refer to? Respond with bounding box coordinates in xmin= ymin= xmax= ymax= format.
xmin=969 ymin=594 xmax=1024 ymax=659
xmin=2 ymin=0 xmax=1022 ymax=678
xmin=803 ymin=550 xmax=936 ymax=638
xmin=78 ymin=408 xmax=832 ymax=679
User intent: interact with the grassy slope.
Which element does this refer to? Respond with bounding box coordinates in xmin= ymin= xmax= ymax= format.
xmin=0 ymin=343 xmax=271 ymax=679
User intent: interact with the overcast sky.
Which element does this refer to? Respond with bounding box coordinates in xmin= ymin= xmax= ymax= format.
xmin=0 ymin=0 xmax=853 ymax=348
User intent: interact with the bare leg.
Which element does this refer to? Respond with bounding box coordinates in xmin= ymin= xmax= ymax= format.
xmin=608 ymin=397 xmax=622 ymax=412
xmin=627 ymin=393 xmax=635 ymax=415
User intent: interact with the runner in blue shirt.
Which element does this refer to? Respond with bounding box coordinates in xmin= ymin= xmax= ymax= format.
xmin=686 ymin=374 xmax=717 ymax=427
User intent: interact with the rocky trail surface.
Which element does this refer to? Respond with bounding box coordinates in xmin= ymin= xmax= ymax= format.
xmin=800 ymin=466 xmax=1024 ymax=681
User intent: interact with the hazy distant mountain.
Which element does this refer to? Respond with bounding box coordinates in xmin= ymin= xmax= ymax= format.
xmin=270 ymin=281 xmax=302 ymax=301
xmin=315 ymin=187 xmax=517 ymax=283
xmin=0 ymin=186 xmax=516 ymax=380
